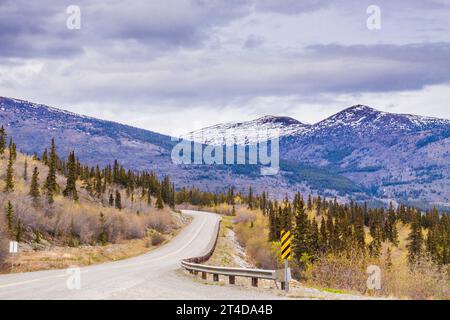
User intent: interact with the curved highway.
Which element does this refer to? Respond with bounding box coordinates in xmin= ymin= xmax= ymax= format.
xmin=0 ymin=210 xmax=281 ymax=300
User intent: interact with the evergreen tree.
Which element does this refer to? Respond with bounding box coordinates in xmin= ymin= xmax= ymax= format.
xmin=4 ymin=149 xmax=14 ymax=192
xmin=147 ymin=188 xmax=152 ymax=205
xmin=23 ymin=158 xmax=28 ymax=181
xmin=98 ymin=212 xmax=107 ymax=245
xmin=8 ymin=138 xmax=16 ymax=161
xmin=368 ymin=238 xmax=381 ymax=258
xmin=63 ymin=151 xmax=78 ymax=201
xmin=316 ymin=195 xmax=322 ymax=216
xmin=156 ymin=189 xmax=164 ymax=209
xmin=318 ymin=216 xmax=328 ymax=253
xmin=310 ymin=218 xmax=320 ymax=258
xmin=109 ymin=193 xmax=114 ymax=206
xmin=29 ymin=167 xmax=40 ymax=205
xmin=5 ymin=200 xmax=14 ymax=232
xmin=407 ymin=211 xmax=423 ymax=265
xmin=94 ymin=166 xmax=102 ymax=197
xmin=42 ymin=148 xmax=48 ymax=164
xmin=307 ymin=195 xmax=313 ymax=211
xmin=44 ymin=139 xmax=58 ymax=204
xmin=114 ymin=190 xmax=122 ymax=210
xmin=0 ymin=126 xmax=6 ymax=155
xmin=353 ymin=214 xmax=366 ymax=252
xmin=385 ymin=247 xmax=393 ymax=269
xmin=292 ymin=199 xmax=311 ymax=269
xmin=247 ymin=186 xmax=254 ymax=209
xmin=34 ymin=230 xmax=41 ymax=244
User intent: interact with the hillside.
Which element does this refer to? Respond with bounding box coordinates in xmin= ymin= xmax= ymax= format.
xmin=0 ymin=133 xmax=184 ymax=272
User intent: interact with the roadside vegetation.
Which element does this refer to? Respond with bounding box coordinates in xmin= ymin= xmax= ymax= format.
xmin=180 ymin=187 xmax=449 ymax=300
xmin=0 ymin=126 xmax=184 ymax=271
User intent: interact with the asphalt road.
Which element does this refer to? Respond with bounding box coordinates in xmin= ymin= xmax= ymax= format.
xmin=0 ymin=210 xmax=282 ymax=300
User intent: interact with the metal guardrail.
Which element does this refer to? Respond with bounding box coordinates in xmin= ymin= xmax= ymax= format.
xmin=180 ymin=215 xmax=278 ymax=288
xmin=182 ymin=260 xmax=276 ymax=280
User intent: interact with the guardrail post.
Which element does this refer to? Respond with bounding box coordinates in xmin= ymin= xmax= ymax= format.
xmin=251 ymin=277 xmax=258 ymax=287
xmin=213 ymin=274 xmax=219 ymax=282
xmin=281 ymin=281 xmax=285 ymax=290
xmin=202 ymin=272 xmax=207 ymax=280
xmin=229 ymin=275 xmax=235 ymax=285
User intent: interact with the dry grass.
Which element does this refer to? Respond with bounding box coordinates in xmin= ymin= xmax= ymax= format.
xmin=1 ymin=214 xmax=186 ymax=274
xmin=3 ymin=238 xmax=156 ymax=273
xmin=211 ymin=203 xmax=232 ymax=216
xmin=227 ymin=205 xmax=450 ymax=300
xmin=233 ymin=208 xmax=278 ymax=269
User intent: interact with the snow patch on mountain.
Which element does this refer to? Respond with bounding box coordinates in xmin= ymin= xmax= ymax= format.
xmin=182 ymin=115 xmax=310 ymax=145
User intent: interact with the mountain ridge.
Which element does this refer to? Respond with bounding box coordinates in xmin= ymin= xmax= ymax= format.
xmin=0 ymin=96 xmax=449 ymax=209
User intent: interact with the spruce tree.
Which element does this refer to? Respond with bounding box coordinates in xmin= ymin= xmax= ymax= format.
xmin=318 ymin=216 xmax=328 ymax=253
xmin=29 ymin=167 xmax=40 ymax=205
xmin=98 ymin=212 xmax=107 ymax=245
xmin=4 ymin=149 xmax=14 ymax=192
xmin=247 ymin=186 xmax=254 ymax=209
xmin=156 ymin=189 xmax=164 ymax=209
xmin=115 ymin=190 xmax=122 ymax=210
xmin=307 ymin=195 xmax=313 ymax=211
xmin=42 ymin=148 xmax=48 ymax=164
xmin=8 ymin=138 xmax=16 ymax=161
xmin=5 ymin=200 xmax=14 ymax=232
xmin=0 ymin=126 xmax=6 ymax=155
xmin=44 ymin=139 xmax=58 ymax=203
xmin=353 ymin=214 xmax=366 ymax=252
xmin=63 ymin=151 xmax=78 ymax=201
xmin=292 ymin=199 xmax=311 ymax=269
xmin=316 ymin=195 xmax=322 ymax=216
xmin=23 ymin=158 xmax=28 ymax=181
xmin=310 ymin=218 xmax=320 ymax=258
xmin=407 ymin=211 xmax=423 ymax=265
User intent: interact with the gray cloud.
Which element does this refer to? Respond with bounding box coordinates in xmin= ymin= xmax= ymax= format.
xmin=1 ymin=0 xmax=450 ymax=134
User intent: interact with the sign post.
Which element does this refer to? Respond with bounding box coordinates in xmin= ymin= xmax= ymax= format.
xmin=280 ymin=230 xmax=293 ymax=292
xmin=9 ymin=241 xmax=18 ymax=272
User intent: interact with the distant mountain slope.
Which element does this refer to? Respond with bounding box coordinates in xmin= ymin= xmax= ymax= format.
xmin=0 ymin=97 xmax=175 ymax=170
xmin=187 ymin=105 xmax=450 ymax=208
xmin=182 ymin=115 xmax=310 ymax=145
xmin=1 ymin=97 xmax=449 ymax=209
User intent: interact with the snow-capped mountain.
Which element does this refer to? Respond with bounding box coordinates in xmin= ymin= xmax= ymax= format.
xmin=186 ymin=105 xmax=450 ymax=208
xmin=0 ymin=96 xmax=449 ymax=209
xmin=182 ymin=115 xmax=310 ymax=145
xmin=309 ymin=105 xmax=450 ymax=136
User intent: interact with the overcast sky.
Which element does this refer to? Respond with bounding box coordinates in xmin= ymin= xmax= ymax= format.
xmin=0 ymin=0 xmax=449 ymax=136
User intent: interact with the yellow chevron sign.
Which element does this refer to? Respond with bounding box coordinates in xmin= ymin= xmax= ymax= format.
xmin=280 ymin=230 xmax=293 ymax=260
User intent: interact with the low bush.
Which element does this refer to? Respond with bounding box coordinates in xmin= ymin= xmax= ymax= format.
xmin=151 ymin=233 xmax=165 ymax=246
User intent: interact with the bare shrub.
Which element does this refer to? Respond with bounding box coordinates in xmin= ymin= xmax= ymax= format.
xmin=233 ymin=209 xmax=277 ymax=269
xmin=146 ymin=211 xmax=171 ymax=233
xmin=234 ymin=208 xmax=256 ymax=223
xmin=304 ymin=253 xmax=369 ymax=293
xmin=382 ymin=255 xmax=450 ymax=299
xmin=213 ymin=203 xmax=234 ymax=216
xmin=151 ymin=232 xmax=165 ymax=246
